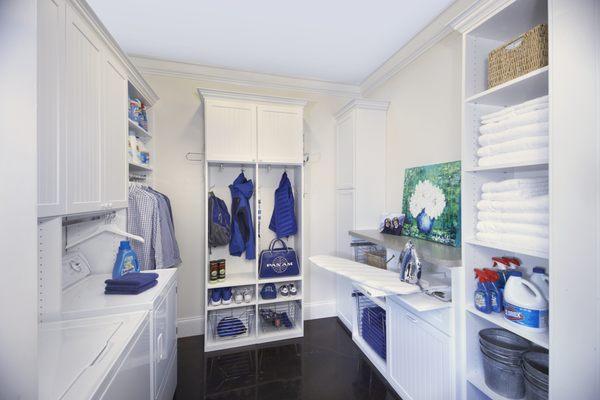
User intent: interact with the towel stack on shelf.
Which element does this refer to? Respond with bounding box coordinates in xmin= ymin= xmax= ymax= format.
xmin=476 ymin=177 xmax=549 ymax=253
xmin=477 ymin=95 xmax=549 ymax=167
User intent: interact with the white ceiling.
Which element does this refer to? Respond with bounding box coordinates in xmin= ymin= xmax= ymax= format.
xmin=88 ymin=0 xmax=455 ymax=85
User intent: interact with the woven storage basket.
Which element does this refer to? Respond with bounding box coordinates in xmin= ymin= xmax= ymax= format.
xmin=488 ymin=24 xmax=548 ymax=88
xmin=365 ymin=249 xmax=387 ymax=269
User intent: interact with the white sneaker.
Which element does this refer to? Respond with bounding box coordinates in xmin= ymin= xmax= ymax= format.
xmin=289 ymin=283 xmax=298 ymax=296
xmin=279 ymin=285 xmax=289 ymax=297
xmin=243 ymin=289 xmax=253 ymax=303
xmin=234 ymin=290 xmax=243 ymax=304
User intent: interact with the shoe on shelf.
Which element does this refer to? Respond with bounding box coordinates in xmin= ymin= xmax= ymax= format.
xmin=221 ymin=287 xmax=233 ymax=305
xmin=289 ymin=283 xmax=298 ymax=296
xmin=234 ymin=290 xmax=244 ymax=304
xmin=279 ymin=285 xmax=289 ymax=297
xmin=243 ymin=289 xmax=253 ymax=303
xmin=210 ymin=288 xmax=222 ymax=306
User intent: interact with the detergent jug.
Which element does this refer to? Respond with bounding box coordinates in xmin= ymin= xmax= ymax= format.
xmin=112 ymin=241 xmax=140 ymax=279
xmin=503 ymin=272 xmax=548 ymax=332
xmin=530 ymin=267 xmax=549 ymax=301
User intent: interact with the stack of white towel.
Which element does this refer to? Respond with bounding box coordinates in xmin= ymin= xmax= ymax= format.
xmin=476 ymin=177 xmax=549 ymax=253
xmin=477 ymin=95 xmax=549 ymax=167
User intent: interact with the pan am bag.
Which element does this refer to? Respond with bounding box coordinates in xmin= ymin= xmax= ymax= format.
xmin=259 ymin=239 xmax=300 ymax=278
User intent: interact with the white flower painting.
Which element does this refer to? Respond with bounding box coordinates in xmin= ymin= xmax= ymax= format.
xmin=409 ymin=180 xmax=447 ymax=220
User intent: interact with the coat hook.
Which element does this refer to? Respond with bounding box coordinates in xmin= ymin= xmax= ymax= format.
xmin=185 ymin=152 xmax=203 ymax=162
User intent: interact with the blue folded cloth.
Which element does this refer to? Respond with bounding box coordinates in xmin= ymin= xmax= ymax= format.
xmin=105 ymin=272 xmax=159 ymax=288
xmin=105 ymin=279 xmax=158 ymax=295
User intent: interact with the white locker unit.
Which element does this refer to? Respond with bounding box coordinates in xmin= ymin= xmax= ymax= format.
xmin=257 ymin=104 xmax=304 ymax=163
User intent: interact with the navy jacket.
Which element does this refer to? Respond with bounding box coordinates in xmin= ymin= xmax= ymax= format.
xmin=229 ymin=173 xmax=256 ymax=259
xmin=269 ymin=172 xmax=297 ymax=238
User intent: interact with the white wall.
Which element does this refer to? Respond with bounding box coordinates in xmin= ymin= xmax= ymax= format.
xmin=143 ymin=72 xmax=351 ymax=335
xmin=366 ymin=33 xmax=463 ymax=210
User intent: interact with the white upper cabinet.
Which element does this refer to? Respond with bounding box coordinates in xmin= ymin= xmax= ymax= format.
xmin=335 ymin=112 xmax=355 ymax=189
xmin=38 ymin=0 xmax=66 ymax=218
xmin=204 ymin=99 xmax=257 ymax=162
xmin=200 ymin=90 xmax=306 ymax=164
xmin=65 ymin=5 xmax=103 ymax=214
xmin=101 ymin=54 xmax=128 ymax=210
xmin=257 ymin=104 xmax=303 ymax=163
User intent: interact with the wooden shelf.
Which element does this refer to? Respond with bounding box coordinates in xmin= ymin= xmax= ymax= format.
xmin=467 ymin=369 xmax=525 ymax=400
xmin=466 ymin=305 xmax=549 ymax=349
xmin=128 ymin=161 xmax=152 ymax=171
xmin=128 ymin=118 xmax=151 ymax=139
xmin=463 ymin=237 xmax=548 ymax=259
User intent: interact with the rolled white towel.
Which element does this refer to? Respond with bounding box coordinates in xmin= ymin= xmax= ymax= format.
xmin=477 ymin=195 xmax=549 ymax=212
xmin=478 ymin=122 xmax=548 ymax=147
xmin=477 ymin=136 xmax=549 ymax=158
xmin=477 ymin=221 xmax=548 ymax=238
xmin=476 ymin=232 xmax=548 ymax=253
xmin=479 ymin=108 xmax=549 ymax=135
xmin=478 ymin=147 xmax=548 ymax=167
xmin=478 ymin=211 xmax=549 ymax=225
xmin=481 ymin=187 xmax=548 ymax=201
xmin=481 ymin=177 xmax=548 ymax=193
xmin=481 ymin=95 xmax=549 ymax=122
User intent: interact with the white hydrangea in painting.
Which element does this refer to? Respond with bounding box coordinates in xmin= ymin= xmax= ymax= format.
xmin=408 ymin=180 xmax=446 ymax=234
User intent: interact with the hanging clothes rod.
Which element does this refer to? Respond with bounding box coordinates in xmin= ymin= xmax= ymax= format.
xmin=63 ymin=210 xmax=116 ymax=227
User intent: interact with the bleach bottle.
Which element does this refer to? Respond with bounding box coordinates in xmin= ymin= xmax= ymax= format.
xmin=503 ymin=272 xmax=548 ymax=332
xmin=530 ymin=267 xmax=549 ymax=301
xmin=112 ymin=241 xmax=140 ymax=279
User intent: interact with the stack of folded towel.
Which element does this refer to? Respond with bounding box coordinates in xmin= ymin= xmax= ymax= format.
xmin=477 ymin=95 xmax=549 ymax=167
xmin=476 ymin=177 xmax=549 ymax=252
xmin=105 ymin=272 xmax=159 ymax=295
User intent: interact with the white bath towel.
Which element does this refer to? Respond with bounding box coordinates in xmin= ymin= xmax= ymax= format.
xmin=477 ymin=221 xmax=548 ymax=238
xmin=479 ymin=108 xmax=549 ymax=135
xmin=478 ymin=147 xmax=548 ymax=167
xmin=477 ymin=195 xmax=549 ymax=212
xmin=477 ymin=136 xmax=548 ymax=158
xmin=481 ymin=177 xmax=548 ymax=193
xmin=476 ymin=232 xmax=548 ymax=253
xmin=481 ymin=103 xmax=548 ymax=125
xmin=481 ymin=95 xmax=549 ymax=123
xmin=478 ymin=122 xmax=549 ymax=147
xmin=478 ymin=211 xmax=549 ymax=225
xmin=481 ymin=187 xmax=548 ymax=201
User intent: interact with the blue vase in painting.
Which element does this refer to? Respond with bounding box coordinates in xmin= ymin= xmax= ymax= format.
xmin=416 ymin=209 xmax=435 ymax=235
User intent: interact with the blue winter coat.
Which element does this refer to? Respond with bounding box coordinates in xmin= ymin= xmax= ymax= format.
xmin=229 ymin=173 xmax=256 ymax=260
xmin=269 ymin=172 xmax=297 ymax=238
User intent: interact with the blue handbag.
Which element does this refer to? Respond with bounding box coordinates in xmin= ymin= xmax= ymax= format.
xmin=258 ymin=239 xmax=300 ymax=278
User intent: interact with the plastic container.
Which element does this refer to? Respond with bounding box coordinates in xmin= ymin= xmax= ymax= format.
xmin=530 ymin=267 xmax=549 ymax=301
xmin=522 ymin=351 xmax=549 ymax=399
xmin=504 ymin=273 xmax=549 ymax=332
xmin=474 ymin=269 xmax=492 ymax=314
xmin=112 ymin=241 xmax=140 ymax=279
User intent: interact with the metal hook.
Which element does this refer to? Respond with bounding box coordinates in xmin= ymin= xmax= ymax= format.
xmin=185 ymin=152 xmax=203 ymax=162
xmin=219 ymin=164 xmax=224 ymax=171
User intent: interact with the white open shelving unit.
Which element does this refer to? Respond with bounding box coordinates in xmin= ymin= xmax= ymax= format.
xmin=128 ymin=82 xmax=154 ymax=183
xmin=459 ymin=1 xmax=550 ymax=399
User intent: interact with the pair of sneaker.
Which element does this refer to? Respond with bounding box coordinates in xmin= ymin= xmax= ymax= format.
xmin=279 ymin=283 xmax=298 ymax=297
xmin=233 ymin=288 xmax=253 ymax=304
xmin=210 ymin=287 xmax=232 ymax=306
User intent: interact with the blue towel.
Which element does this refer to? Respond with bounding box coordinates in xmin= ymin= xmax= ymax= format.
xmin=105 ymin=279 xmax=158 ymax=295
xmin=269 ymin=172 xmax=297 ymax=238
xmin=105 ymin=272 xmax=159 ymax=288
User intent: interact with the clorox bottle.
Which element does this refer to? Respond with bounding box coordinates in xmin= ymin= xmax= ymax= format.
xmin=503 ymin=272 xmax=549 ymax=332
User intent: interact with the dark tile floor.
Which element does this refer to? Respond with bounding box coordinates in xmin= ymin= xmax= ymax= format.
xmin=174 ymin=317 xmax=401 ymax=400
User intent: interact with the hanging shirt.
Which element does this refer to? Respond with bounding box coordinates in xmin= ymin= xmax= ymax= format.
xmin=128 ymin=185 xmax=164 ymax=270
xmin=269 ymin=172 xmax=297 ymax=238
xmin=146 ymin=187 xmax=181 ymax=267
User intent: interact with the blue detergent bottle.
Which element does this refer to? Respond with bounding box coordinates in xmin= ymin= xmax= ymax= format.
xmin=474 ymin=269 xmax=492 ymax=314
xmin=112 ymin=241 xmax=140 ymax=279
xmin=485 ymin=270 xmax=504 ymax=313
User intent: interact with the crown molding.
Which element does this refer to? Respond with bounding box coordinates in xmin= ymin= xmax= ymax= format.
xmin=68 ymin=0 xmax=159 ymax=105
xmin=198 ymin=89 xmax=308 ymax=107
xmin=450 ymin=0 xmax=513 ymax=33
xmin=334 ymin=99 xmax=390 ymax=119
xmin=131 ymin=56 xmax=361 ymax=98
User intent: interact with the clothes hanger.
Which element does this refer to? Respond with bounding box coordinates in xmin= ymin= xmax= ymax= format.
xmin=66 ymin=212 xmax=145 ymax=250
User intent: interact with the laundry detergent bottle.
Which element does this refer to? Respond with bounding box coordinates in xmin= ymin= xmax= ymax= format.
xmin=474 ymin=269 xmax=492 ymax=314
xmin=112 ymin=240 xmax=140 ymax=279
xmin=530 ymin=267 xmax=550 ymax=301
xmin=503 ymin=272 xmax=549 ymax=332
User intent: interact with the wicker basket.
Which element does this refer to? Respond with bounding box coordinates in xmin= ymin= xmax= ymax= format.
xmin=365 ymin=249 xmax=387 ymax=269
xmin=488 ymin=24 xmax=548 ymax=88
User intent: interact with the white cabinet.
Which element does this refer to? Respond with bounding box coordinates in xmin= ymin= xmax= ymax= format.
xmin=154 ymin=281 xmax=177 ymax=399
xmin=335 ymin=189 xmax=355 ymax=258
xmin=257 ymin=104 xmax=303 ymax=163
xmin=336 ymin=275 xmax=355 ymax=330
xmin=335 ymin=112 xmax=355 ymax=189
xmin=388 ymin=299 xmax=452 ymax=400
xmin=38 ymin=0 xmax=66 ymax=218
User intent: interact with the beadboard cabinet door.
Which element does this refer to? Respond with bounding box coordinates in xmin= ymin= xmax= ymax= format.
xmin=336 ymin=189 xmax=355 ymax=259
xmin=204 ymin=100 xmax=257 ymax=162
xmin=101 ymin=54 xmax=128 ymax=210
xmin=65 ymin=5 xmax=103 ymax=214
xmin=38 ymin=0 xmax=66 ymax=218
xmin=257 ymin=104 xmax=303 ymax=163
xmin=335 ymin=112 xmax=355 ymax=190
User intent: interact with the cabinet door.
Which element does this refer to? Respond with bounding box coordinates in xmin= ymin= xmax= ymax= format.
xmin=336 ymin=275 xmax=355 ymax=330
xmin=335 ymin=112 xmax=355 ymax=189
xmin=37 ymin=0 xmax=66 ymax=217
xmin=65 ymin=6 xmax=103 ymax=214
xmin=336 ymin=189 xmax=355 ymax=259
xmin=257 ymin=104 xmax=303 ymax=163
xmin=154 ymin=282 xmax=178 ymax=397
xmin=101 ymin=54 xmax=128 ymax=210
xmin=388 ymin=301 xmax=452 ymax=400
xmin=205 ymin=99 xmax=256 ymax=162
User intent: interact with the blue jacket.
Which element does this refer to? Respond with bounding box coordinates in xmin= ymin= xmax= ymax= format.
xmin=229 ymin=173 xmax=256 ymax=259
xmin=269 ymin=172 xmax=297 ymax=238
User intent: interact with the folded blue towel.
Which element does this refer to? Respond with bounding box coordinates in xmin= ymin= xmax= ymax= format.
xmin=105 ymin=272 xmax=159 ymax=288
xmin=105 ymin=279 xmax=158 ymax=295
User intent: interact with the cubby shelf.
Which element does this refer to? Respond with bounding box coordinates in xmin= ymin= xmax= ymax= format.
xmin=128 ymin=161 xmax=152 ymax=171
xmin=467 ymin=370 xmax=524 ymax=400
xmin=257 ymin=295 xmax=303 ymax=305
xmin=463 ymin=237 xmax=548 ymax=259
xmin=206 ymin=272 xmax=256 ymax=289
xmin=206 ymin=301 xmax=256 ymax=311
xmin=128 ymin=118 xmax=151 ymax=139
xmin=463 ymin=161 xmax=548 ymax=173
xmin=258 ymin=276 xmax=302 ymax=284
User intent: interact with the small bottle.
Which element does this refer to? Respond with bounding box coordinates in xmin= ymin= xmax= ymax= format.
xmin=112 ymin=241 xmax=140 ymax=279
xmin=485 ymin=270 xmax=503 ymax=313
xmin=209 ymin=261 xmax=219 ymax=283
xmin=218 ymin=259 xmax=226 ymax=281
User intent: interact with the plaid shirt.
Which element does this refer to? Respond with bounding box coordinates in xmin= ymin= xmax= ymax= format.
xmin=147 ymin=187 xmax=181 ymax=267
xmin=128 ymin=185 xmax=164 ymax=270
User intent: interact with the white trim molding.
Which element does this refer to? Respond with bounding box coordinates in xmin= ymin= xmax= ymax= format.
xmin=450 ymin=0 xmax=514 ymax=34
xmin=177 ymin=316 xmax=205 ymax=338
xmin=304 ymin=300 xmax=337 ymax=320
xmin=198 ymin=89 xmax=308 ymax=107
xmin=132 ymin=56 xmax=361 ymax=98
xmin=334 ymin=99 xmax=390 ymax=120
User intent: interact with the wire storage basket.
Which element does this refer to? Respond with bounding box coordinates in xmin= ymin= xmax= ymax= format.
xmin=208 ymin=306 xmax=255 ymax=341
xmin=258 ymin=301 xmax=300 ymax=333
xmin=351 ymin=240 xmax=386 ymax=265
xmin=356 ymin=293 xmax=387 ymax=360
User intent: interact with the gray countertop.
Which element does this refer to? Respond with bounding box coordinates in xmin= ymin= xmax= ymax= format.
xmin=349 ymin=229 xmax=462 ymax=268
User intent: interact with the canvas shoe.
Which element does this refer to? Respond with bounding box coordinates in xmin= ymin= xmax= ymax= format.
xmin=221 ymin=287 xmax=233 ymax=305
xmin=243 ymin=289 xmax=253 ymax=303
xmin=210 ymin=288 xmax=222 ymax=306
xmin=234 ymin=290 xmax=243 ymax=304
xmin=288 ymin=283 xmax=298 ymax=296
xmin=279 ymin=285 xmax=289 ymax=297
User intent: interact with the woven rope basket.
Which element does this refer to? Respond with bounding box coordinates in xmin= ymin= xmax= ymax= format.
xmin=488 ymin=24 xmax=548 ymax=88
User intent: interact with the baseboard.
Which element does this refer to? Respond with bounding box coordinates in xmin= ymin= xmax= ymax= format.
xmin=177 ymin=315 xmax=204 ymax=338
xmin=304 ymin=300 xmax=337 ymax=320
